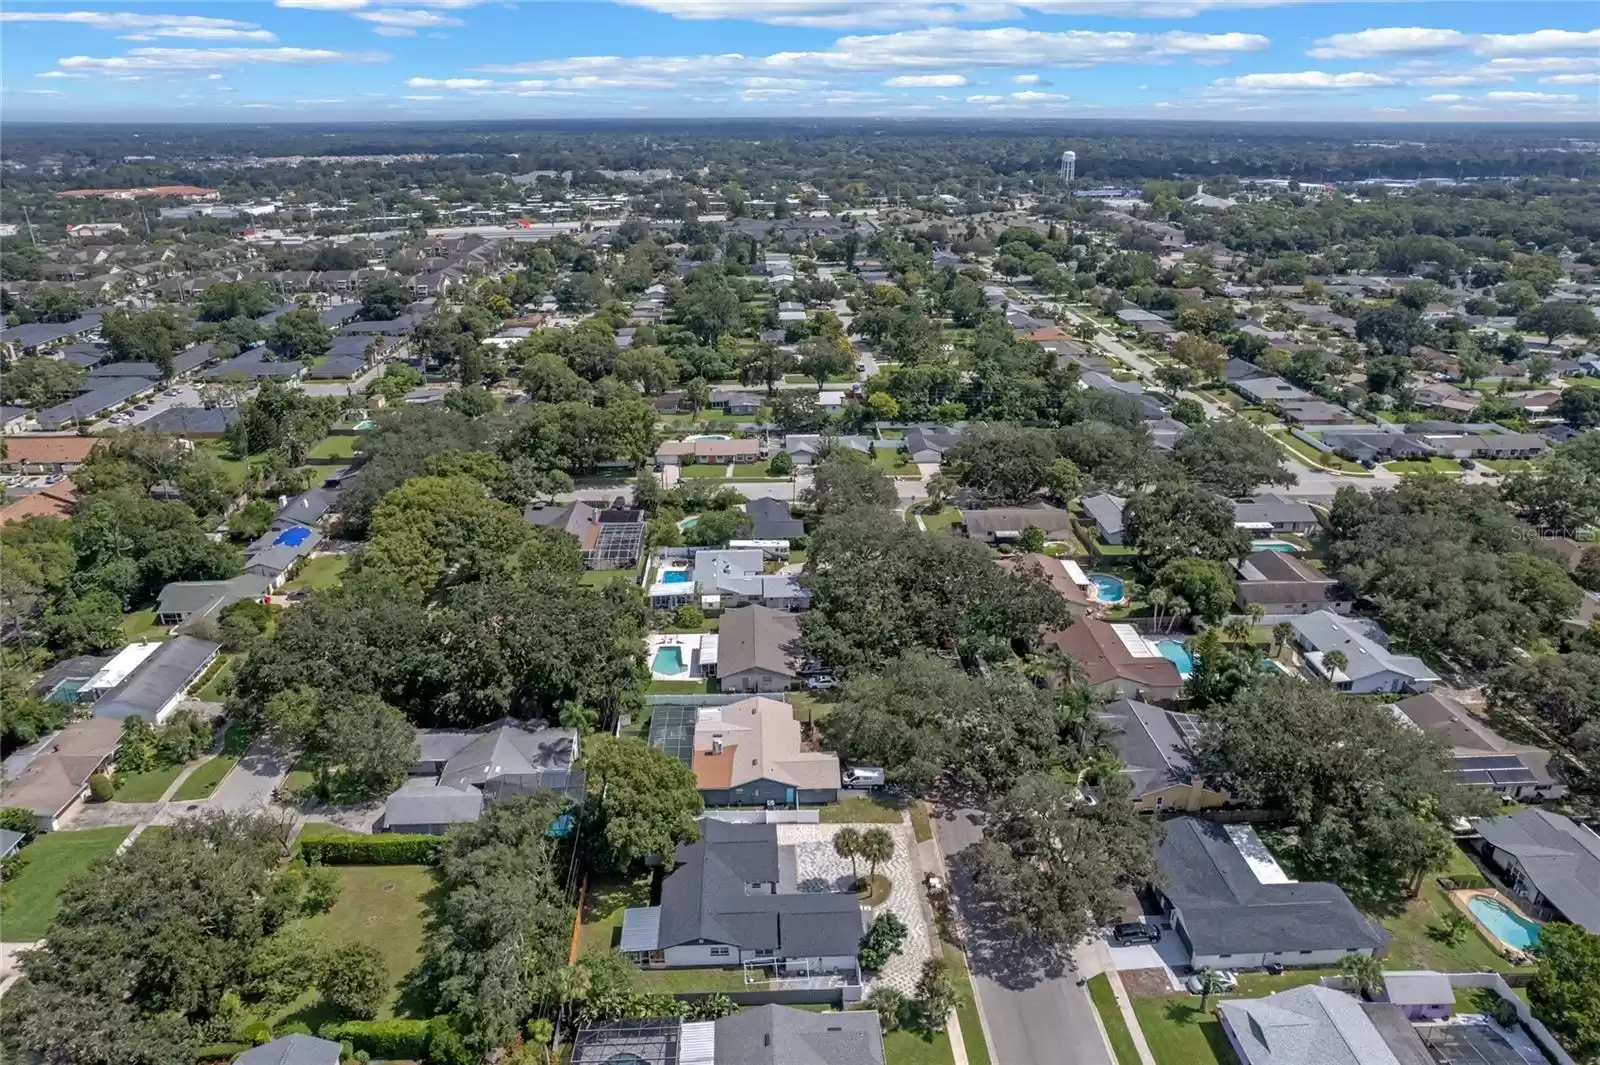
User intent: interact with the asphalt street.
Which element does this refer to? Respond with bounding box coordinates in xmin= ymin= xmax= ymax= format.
xmin=934 ymin=804 xmax=1114 ymax=1065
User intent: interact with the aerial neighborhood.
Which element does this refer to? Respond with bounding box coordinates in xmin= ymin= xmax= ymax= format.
xmin=3 ymin=98 xmax=1600 ymax=1065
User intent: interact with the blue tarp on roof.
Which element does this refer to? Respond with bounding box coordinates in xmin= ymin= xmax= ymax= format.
xmin=273 ymin=526 xmax=312 ymax=547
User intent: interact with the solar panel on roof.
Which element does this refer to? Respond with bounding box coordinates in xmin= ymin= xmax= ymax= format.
xmin=1457 ymin=755 xmax=1527 ymax=771
xmin=1489 ymin=768 xmax=1538 ymax=786
xmin=1454 ymin=769 xmax=1496 ymax=786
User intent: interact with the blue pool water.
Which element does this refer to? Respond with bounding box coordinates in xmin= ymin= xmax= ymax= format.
xmin=1251 ymin=541 xmax=1298 ymax=553
xmin=652 ymin=645 xmax=688 ymax=675
xmin=353 ymin=419 xmax=377 ymax=431
xmin=661 ymin=570 xmax=691 ymax=584
xmin=272 ymin=526 xmax=312 ymax=547
xmin=1156 ymin=639 xmax=1195 ymax=677
xmin=681 ymin=516 xmax=700 ymax=529
xmin=1468 ymin=896 xmax=1541 ymax=950
xmin=1088 ymin=573 xmax=1126 ymax=603
xmin=46 ymin=678 xmax=87 ymax=703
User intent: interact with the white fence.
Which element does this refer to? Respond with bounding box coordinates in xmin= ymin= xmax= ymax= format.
xmin=702 ymin=809 xmax=820 ymax=825
xmin=1319 ymin=972 xmax=1572 ymax=1065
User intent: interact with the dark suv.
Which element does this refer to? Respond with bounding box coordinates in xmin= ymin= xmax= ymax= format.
xmin=1112 ymin=922 xmax=1161 ymax=945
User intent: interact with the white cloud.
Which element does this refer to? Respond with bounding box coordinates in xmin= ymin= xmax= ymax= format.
xmin=0 ymin=11 xmax=276 ymax=41
xmin=295 ymin=98 xmax=345 ymax=103
xmin=1013 ymin=73 xmax=1042 ymax=83
xmin=1543 ymin=72 xmax=1600 ymax=85
xmin=1484 ymin=55 xmax=1600 ymax=74
xmin=1407 ymin=71 xmax=1513 ymax=87
xmin=966 ymin=93 xmax=1003 ymax=102
xmin=206 ymin=72 xmax=224 ymax=79
xmin=1484 ymin=90 xmax=1580 ymax=103
xmin=240 ymin=102 xmax=281 ymax=108
xmin=480 ymin=27 xmax=1269 ymax=80
xmin=1476 ymin=29 xmax=1600 ymax=57
xmin=276 ymin=0 xmax=484 ymax=7
xmin=1010 ymin=89 xmax=1068 ymax=101
xmin=24 ymin=88 xmax=66 ymax=96
xmin=886 ymin=73 xmax=967 ymax=87
xmin=1423 ymin=93 xmax=1464 ymax=102
xmin=353 ymin=8 xmax=464 ymax=35
xmin=1210 ymin=70 xmax=1396 ymax=92
xmin=403 ymin=94 xmax=444 ymax=99
xmin=615 ymin=0 xmax=1313 ymax=28
xmin=1309 ymin=27 xmax=1469 ymax=59
xmin=406 ymin=76 xmax=492 ymax=88
xmin=1446 ymin=104 xmax=1487 ymax=113
xmin=56 ymin=46 xmax=388 ymax=74
xmin=35 ymin=70 xmax=86 ymax=79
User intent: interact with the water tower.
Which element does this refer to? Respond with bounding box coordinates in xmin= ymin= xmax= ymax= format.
xmin=1059 ymin=149 xmax=1076 ymax=184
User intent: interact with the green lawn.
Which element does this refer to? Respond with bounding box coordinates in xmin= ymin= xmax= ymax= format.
xmin=120 ymin=608 xmax=168 ymax=643
xmin=647 ymin=679 xmax=708 ymax=694
xmin=113 ymin=763 xmax=185 ymax=803
xmin=881 ymin=1026 xmax=954 ymax=1065
xmin=878 ymin=429 xmax=906 ymax=440
xmin=271 ymin=864 xmax=438 ymax=1029
xmin=911 ymin=803 xmax=933 ymax=844
xmin=783 ymin=373 xmax=857 ymax=385
xmin=1377 ymin=847 xmax=1519 ymax=974
xmin=943 ymin=942 xmax=991 ymax=1065
xmin=681 ymin=463 xmax=735 ymax=479
xmin=914 ymin=505 xmax=961 ymax=533
xmin=871 ymin=449 xmax=919 ymax=476
xmin=0 ymin=827 xmax=130 ymax=940
xmin=1239 ymin=408 xmax=1280 ymax=426
xmin=787 ymin=691 xmax=832 ymax=725
xmin=1269 ymin=430 xmax=1366 ymax=473
xmin=194 ymin=654 xmax=236 ymax=702
xmin=283 ymin=555 xmax=348 ymax=593
xmin=1482 ymin=458 xmax=1542 ymax=475
xmin=1131 ymin=996 xmax=1236 ymax=1065
xmin=307 ymin=435 xmax=361 ymax=460
xmin=1088 ymin=975 xmax=1142 ymax=1065
xmin=818 ymin=796 xmax=905 ymax=824
xmin=171 ymin=724 xmax=257 ymax=802
xmin=581 ymin=568 xmax=639 ymax=588
xmin=579 ymin=875 xmax=652 ymax=957
xmin=1385 ymin=458 xmax=1465 ymax=475
xmin=633 ymin=967 xmax=755 ymax=993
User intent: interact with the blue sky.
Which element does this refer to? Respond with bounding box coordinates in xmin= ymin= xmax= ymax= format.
xmin=1 ymin=1 xmax=1596 ymax=122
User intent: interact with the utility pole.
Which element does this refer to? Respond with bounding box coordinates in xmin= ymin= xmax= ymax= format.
xmin=21 ymin=204 xmax=38 ymax=248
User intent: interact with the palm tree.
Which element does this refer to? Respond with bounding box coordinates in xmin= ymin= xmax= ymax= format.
xmin=1321 ymin=650 xmax=1348 ymax=683
xmin=1271 ymin=621 xmax=1294 ymax=653
xmin=1148 ymin=587 xmax=1170 ymax=630
xmin=557 ymin=700 xmax=598 ymax=733
xmin=858 ymin=827 xmax=895 ymax=887
xmin=1224 ymin=616 xmax=1253 ymax=645
xmin=1165 ymin=595 xmax=1190 ymax=634
xmin=1195 ymin=967 xmax=1225 ymax=1013
xmin=925 ymin=473 xmax=956 ymax=513
xmin=1245 ymin=603 xmax=1265 ymax=627
xmin=1339 ymin=953 xmax=1385 ymax=1000
xmin=834 ymin=827 xmax=863 ymax=879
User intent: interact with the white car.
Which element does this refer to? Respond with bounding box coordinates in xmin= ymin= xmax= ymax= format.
xmin=1185 ymin=970 xmax=1238 ymax=995
xmin=805 ymin=675 xmax=838 ymax=690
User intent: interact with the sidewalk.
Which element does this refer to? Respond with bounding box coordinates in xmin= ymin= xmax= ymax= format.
xmin=1076 ymin=939 xmax=1159 ymax=1065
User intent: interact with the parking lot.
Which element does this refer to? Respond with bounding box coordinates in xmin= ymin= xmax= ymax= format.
xmin=91 ymin=382 xmax=211 ymax=432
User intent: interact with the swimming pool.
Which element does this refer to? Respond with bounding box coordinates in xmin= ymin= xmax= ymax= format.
xmin=46 ymin=678 xmax=87 ymax=703
xmin=352 ymin=419 xmax=377 ymax=431
xmin=1251 ymin=540 xmax=1298 ymax=553
xmin=1156 ymin=639 xmax=1195 ymax=677
xmin=651 ymin=645 xmax=688 ymax=675
xmin=680 ymin=516 xmax=700 ymax=529
xmin=1088 ymin=573 xmax=1126 ymax=604
xmin=685 ymin=434 xmax=730 ymax=442
xmin=660 ymin=570 xmax=691 ymax=584
xmin=1468 ymin=895 xmax=1542 ymax=951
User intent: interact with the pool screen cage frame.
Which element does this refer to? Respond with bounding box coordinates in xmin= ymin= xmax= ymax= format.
xmin=646 ymin=704 xmax=698 ymax=767
xmin=570 ymin=1017 xmax=681 ymax=1065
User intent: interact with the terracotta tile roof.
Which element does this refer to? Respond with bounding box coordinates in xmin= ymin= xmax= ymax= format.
xmin=1 ymin=436 xmax=100 ymax=466
xmin=0 ymin=481 xmax=79 ymax=525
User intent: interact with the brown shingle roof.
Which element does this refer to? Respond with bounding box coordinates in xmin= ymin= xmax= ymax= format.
xmin=1 ymin=436 xmax=100 ymax=467
xmin=0 ymin=481 xmax=79 ymax=525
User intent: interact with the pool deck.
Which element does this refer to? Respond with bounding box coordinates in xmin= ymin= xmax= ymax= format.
xmin=645 ymin=632 xmax=715 ymax=681
xmin=1451 ymin=888 xmax=1541 ymax=962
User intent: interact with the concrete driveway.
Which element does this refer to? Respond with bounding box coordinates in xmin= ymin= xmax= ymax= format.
xmin=199 ymin=733 xmax=297 ymax=814
xmin=934 ymin=803 xmax=1113 ymax=1065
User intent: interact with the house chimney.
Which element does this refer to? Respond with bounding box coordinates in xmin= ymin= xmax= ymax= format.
xmin=711 ymin=736 xmax=724 ymax=755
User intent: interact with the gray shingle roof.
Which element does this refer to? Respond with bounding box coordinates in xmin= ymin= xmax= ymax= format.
xmin=92 ymin=636 xmax=219 ymax=721
xmin=715 ymin=605 xmax=800 ymax=679
xmin=383 ymin=782 xmax=483 ymax=828
xmin=745 ymin=497 xmax=804 ymax=540
xmin=1477 ymin=810 xmax=1600 ymax=932
xmin=137 ymin=405 xmax=238 ymax=436
xmin=1219 ymin=985 xmax=1401 ymax=1065
xmin=656 ymin=821 xmax=864 ymax=957
xmin=1081 ymin=492 xmax=1128 ymax=539
xmin=1102 ymin=699 xmax=1200 ymax=800
xmin=35 ymin=377 xmax=157 ymax=429
xmin=1156 ymin=818 xmax=1387 ymax=957
xmin=235 ymin=1034 xmax=343 ymax=1065
xmin=156 ymin=574 xmax=272 ymax=621
xmin=714 ymin=1005 xmax=886 ymax=1065
xmin=1288 ymin=611 xmax=1437 ymax=687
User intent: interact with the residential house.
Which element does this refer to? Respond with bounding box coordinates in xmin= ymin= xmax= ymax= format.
xmin=1389 ymin=693 xmax=1565 ymax=803
xmin=0 ymin=479 xmax=79 ymax=525
xmin=1232 ymin=495 xmax=1319 ymax=537
xmin=34 ymin=377 xmax=158 ymax=429
xmin=1082 ymin=371 xmax=1144 ymax=397
xmin=1320 ymin=430 xmax=1431 ymax=463
xmin=138 ymin=405 xmax=238 ymax=437
xmin=236 ymin=1034 xmax=343 ymax=1065
xmin=1115 ymin=307 xmax=1175 ymax=335
xmin=0 ymin=312 xmax=103 ymax=356
xmin=784 ymin=434 xmax=872 ymax=465
xmin=0 ymin=435 xmax=99 ymax=474
xmin=1276 ymin=400 xmax=1350 ymax=426
xmin=960 ymin=503 xmax=1074 ymax=544
xmin=1225 ymin=358 xmax=1268 ymax=383
xmin=713 ymin=606 xmax=803 ymax=694
xmin=92 ymin=636 xmax=220 ymax=724
xmin=274 ymin=487 xmax=340 ymax=531
xmin=1000 ymin=553 xmax=1092 ymax=615
xmin=1475 ymin=810 xmax=1600 ymax=933
xmin=0 ymin=717 xmax=122 ymax=831
xmin=708 ymin=390 xmax=764 ymax=416
xmin=683 ymin=696 xmax=840 ymax=805
xmin=243 ymin=525 xmax=324 ymax=588
xmin=524 ymin=500 xmax=646 ymax=571
xmin=1080 ymin=492 xmax=1129 ymax=545
xmin=745 ymin=497 xmax=804 ymax=541
xmin=1102 ymin=700 xmax=1230 ymax=813
xmin=689 ymin=549 xmax=810 ymax=611
xmin=383 ymin=718 xmax=584 ymax=834
xmin=155 ymin=574 xmax=273 ymax=627
xmin=1379 ymin=971 xmax=1456 ymax=1022
xmin=1287 ymin=611 xmax=1438 ymax=694
xmin=1 ymin=405 xmax=34 ymax=433
xmin=1234 ymin=376 xmax=1313 ymax=406
xmin=1219 ymin=985 xmax=1414 ymax=1065
xmin=0 ymin=829 xmax=24 ymax=859
xmin=570 ymin=1006 xmax=886 ymax=1065
xmin=902 ymin=425 xmax=963 ymax=464
xmin=617 ymin=820 xmax=865 ymax=975
xmin=654 ymin=438 xmax=763 ymax=467
xmin=1155 ymin=817 xmax=1388 ymax=970
xmin=1417 ymin=430 xmax=1549 ymax=460
xmin=1043 ymin=618 xmax=1184 ymax=703
xmin=1234 ymin=552 xmax=1351 ymax=615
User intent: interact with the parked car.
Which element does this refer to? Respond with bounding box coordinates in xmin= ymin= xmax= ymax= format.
xmin=1186 ymin=970 xmax=1238 ymax=994
xmin=843 ymin=766 xmax=886 ymax=789
xmin=135 ymin=403 xmax=151 ymax=410
xmin=1112 ymin=922 xmax=1161 ymax=945
xmin=806 ymin=675 xmax=839 ymax=690
xmin=1459 ymin=458 xmax=1477 ymax=469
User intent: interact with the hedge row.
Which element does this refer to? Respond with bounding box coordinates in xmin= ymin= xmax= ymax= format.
xmin=1439 ymin=873 xmax=1490 ymax=891
xmin=319 ymin=1018 xmax=431 ymax=1059
xmin=193 ymin=1043 xmax=251 ymax=1062
xmin=298 ymin=834 xmax=440 ymax=865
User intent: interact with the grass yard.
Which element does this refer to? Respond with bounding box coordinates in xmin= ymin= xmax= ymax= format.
xmin=647 ymin=678 xmax=708 ymax=694
xmin=1376 ymin=848 xmax=1519 ymax=974
xmin=579 ymin=874 xmax=652 ymax=957
xmin=171 ymin=723 xmax=257 ymax=802
xmin=120 ymin=607 xmax=168 ymax=643
xmin=194 ymin=654 xmax=236 ymax=702
xmin=283 ymin=555 xmax=349 ymax=593
xmin=1482 ymin=458 xmax=1542 ymax=475
xmin=1088 ymin=975 xmax=1142 ymax=1065
xmin=580 ymin=568 xmax=639 ymax=588
xmin=1239 ymin=408 xmax=1280 ymax=426
xmin=681 ymin=463 xmax=735 ymax=479
xmin=272 ymin=864 xmax=438 ymax=1029
xmin=0 ymin=827 xmax=130 ymax=940
xmin=1130 ymin=996 xmax=1236 ymax=1065
xmin=306 ymin=435 xmax=361 ymax=460
xmin=881 ymin=1026 xmax=954 ymax=1065
xmin=878 ymin=429 xmax=906 ymax=440
xmin=1386 ymin=458 xmax=1466 ymax=475
xmin=911 ymin=803 xmax=934 ymax=844
xmin=943 ymin=941 xmax=991 ymax=1065
xmin=113 ymin=763 xmax=185 ymax=803
xmin=819 ymin=796 xmax=905 ymax=824
xmin=787 ymin=691 xmax=832 ymax=725
xmin=728 ymin=467 xmax=789 ymax=482
xmin=871 ymin=449 xmax=919 ymax=476
xmin=633 ymin=967 xmax=754 ymax=994
xmin=279 ymin=755 xmax=318 ymax=798
xmin=914 ymin=505 xmax=961 ymax=533
xmin=1269 ymin=430 xmax=1366 ymax=474
xmin=783 ymin=373 xmax=857 ymax=385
